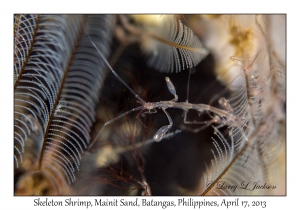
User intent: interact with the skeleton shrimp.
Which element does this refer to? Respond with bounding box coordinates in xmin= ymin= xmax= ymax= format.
xmin=88 ymin=35 xmax=245 ymax=149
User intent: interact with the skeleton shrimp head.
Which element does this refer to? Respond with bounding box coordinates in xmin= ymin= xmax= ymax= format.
xmin=144 ymin=102 xmax=155 ymax=110
xmin=143 ymin=102 xmax=157 ymax=114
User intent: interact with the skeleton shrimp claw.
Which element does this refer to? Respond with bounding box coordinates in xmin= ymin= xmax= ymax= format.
xmin=154 ymin=125 xmax=172 ymax=142
xmin=165 ymin=77 xmax=178 ymax=102
xmin=154 ymin=108 xmax=173 ymax=142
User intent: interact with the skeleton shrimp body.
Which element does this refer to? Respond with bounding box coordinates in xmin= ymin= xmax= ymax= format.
xmin=140 ymin=96 xmax=243 ymax=141
xmin=87 ymin=34 xmax=244 ymax=148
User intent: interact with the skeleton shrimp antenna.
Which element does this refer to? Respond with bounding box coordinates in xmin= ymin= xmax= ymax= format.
xmin=85 ymin=31 xmax=146 ymax=105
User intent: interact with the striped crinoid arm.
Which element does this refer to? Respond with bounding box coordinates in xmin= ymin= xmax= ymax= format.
xmin=14 ymin=14 xmax=38 ymax=85
xmin=144 ymin=15 xmax=209 ymax=73
xmin=14 ymin=15 xmax=114 ymax=193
